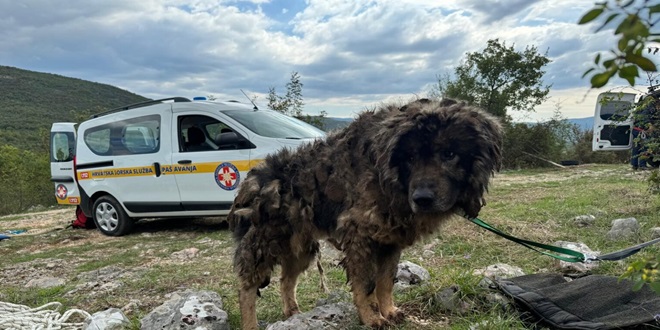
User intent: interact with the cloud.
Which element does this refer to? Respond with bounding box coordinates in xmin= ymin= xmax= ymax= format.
xmin=460 ymin=0 xmax=539 ymax=23
xmin=0 ymin=0 xmax=651 ymax=121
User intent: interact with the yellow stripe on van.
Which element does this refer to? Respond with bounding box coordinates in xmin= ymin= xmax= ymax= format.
xmin=56 ymin=197 xmax=81 ymax=205
xmin=78 ymin=166 xmax=157 ymax=180
xmin=77 ymin=159 xmax=263 ymax=180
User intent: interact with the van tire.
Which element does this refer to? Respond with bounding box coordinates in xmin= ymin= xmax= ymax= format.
xmin=92 ymin=196 xmax=134 ymax=236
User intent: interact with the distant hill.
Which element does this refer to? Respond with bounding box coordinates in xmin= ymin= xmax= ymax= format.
xmin=0 ymin=66 xmax=357 ymax=151
xmin=568 ymin=117 xmax=594 ymax=131
xmin=522 ymin=117 xmax=594 ymax=131
xmin=321 ymin=117 xmax=353 ymax=131
xmin=0 ymin=66 xmax=148 ymax=151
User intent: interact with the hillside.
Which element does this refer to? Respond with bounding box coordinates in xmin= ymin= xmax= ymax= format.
xmin=0 ymin=66 xmax=356 ymax=151
xmin=0 ymin=66 xmax=149 ymax=151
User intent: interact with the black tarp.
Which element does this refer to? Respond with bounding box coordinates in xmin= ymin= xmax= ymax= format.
xmin=496 ymin=273 xmax=660 ymax=329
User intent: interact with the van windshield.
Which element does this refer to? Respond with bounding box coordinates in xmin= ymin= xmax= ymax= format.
xmin=221 ymin=110 xmax=326 ymax=139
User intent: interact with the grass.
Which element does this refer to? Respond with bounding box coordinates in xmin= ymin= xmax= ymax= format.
xmin=0 ymin=164 xmax=658 ymax=329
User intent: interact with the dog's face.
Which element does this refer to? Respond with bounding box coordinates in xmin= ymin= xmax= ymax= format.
xmin=384 ymin=99 xmax=502 ymax=218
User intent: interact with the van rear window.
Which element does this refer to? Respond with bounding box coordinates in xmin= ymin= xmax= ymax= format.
xmin=50 ymin=132 xmax=75 ymax=162
xmin=600 ymin=101 xmax=632 ymax=121
xmin=84 ymin=115 xmax=161 ymax=156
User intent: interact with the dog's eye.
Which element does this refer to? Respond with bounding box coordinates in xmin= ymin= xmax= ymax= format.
xmin=440 ymin=150 xmax=456 ymax=161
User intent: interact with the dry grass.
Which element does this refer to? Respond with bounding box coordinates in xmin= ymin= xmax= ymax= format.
xmin=1 ymin=164 xmax=658 ymax=329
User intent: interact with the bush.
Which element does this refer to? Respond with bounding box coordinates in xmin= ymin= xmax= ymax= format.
xmin=568 ymin=129 xmax=629 ymax=165
xmin=503 ymin=121 xmax=566 ymax=169
xmin=0 ymin=145 xmax=53 ymax=215
xmin=503 ymin=114 xmax=628 ymax=169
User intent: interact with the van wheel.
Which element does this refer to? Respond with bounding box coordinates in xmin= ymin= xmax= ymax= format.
xmin=93 ymin=196 xmax=134 ymax=236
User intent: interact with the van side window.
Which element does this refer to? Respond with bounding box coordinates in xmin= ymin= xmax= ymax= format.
xmin=84 ymin=115 xmax=161 ymax=156
xmin=179 ymin=115 xmax=252 ymax=152
xmin=122 ymin=121 xmax=159 ymax=154
xmin=85 ymin=128 xmax=111 ymax=155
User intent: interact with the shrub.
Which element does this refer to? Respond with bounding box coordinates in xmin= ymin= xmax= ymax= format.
xmin=0 ymin=145 xmax=53 ymax=215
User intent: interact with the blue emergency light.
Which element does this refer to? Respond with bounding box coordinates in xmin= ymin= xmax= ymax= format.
xmin=193 ymin=96 xmax=207 ymax=101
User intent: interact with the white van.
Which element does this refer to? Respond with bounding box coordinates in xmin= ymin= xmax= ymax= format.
xmin=592 ymin=92 xmax=637 ymax=151
xmin=50 ymin=97 xmax=325 ymax=236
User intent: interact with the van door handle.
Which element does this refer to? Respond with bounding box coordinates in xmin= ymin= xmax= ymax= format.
xmin=153 ymin=162 xmax=161 ymax=177
xmin=51 ymin=176 xmax=75 ymax=182
xmin=178 ymin=160 xmax=192 ymax=165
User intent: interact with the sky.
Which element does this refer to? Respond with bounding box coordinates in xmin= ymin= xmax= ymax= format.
xmin=1 ymin=0 xmax=658 ymax=121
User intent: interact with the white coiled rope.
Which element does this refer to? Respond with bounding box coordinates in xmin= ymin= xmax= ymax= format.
xmin=0 ymin=301 xmax=91 ymax=330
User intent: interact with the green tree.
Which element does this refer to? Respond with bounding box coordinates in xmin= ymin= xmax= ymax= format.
xmin=432 ymin=39 xmax=551 ymax=120
xmin=267 ymin=71 xmax=326 ymax=129
xmin=579 ymin=0 xmax=658 ymax=87
xmin=267 ymin=71 xmax=304 ymax=116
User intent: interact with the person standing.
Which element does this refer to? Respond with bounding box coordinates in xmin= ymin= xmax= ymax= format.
xmin=631 ymin=88 xmax=660 ymax=170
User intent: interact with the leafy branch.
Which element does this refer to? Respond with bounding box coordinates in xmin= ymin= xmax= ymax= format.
xmin=579 ymin=0 xmax=659 ymax=87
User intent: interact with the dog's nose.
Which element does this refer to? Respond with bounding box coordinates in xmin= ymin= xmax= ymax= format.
xmin=412 ymin=188 xmax=435 ymax=208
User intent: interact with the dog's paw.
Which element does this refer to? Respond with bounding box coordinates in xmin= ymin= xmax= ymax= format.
xmin=367 ymin=316 xmax=392 ymax=329
xmin=283 ymin=306 xmax=300 ymax=318
xmin=383 ymin=307 xmax=405 ymax=323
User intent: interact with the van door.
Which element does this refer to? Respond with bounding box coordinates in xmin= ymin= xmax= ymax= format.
xmin=75 ymin=110 xmax=183 ymax=215
xmin=170 ymin=113 xmax=254 ymax=213
xmin=50 ymin=123 xmax=81 ymax=205
xmin=592 ymin=92 xmax=636 ymax=151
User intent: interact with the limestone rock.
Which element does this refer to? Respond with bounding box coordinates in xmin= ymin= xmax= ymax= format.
xmin=140 ymin=290 xmax=228 ymax=330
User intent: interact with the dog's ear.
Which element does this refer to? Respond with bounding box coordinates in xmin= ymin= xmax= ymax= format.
xmin=457 ymin=110 xmax=503 ymax=218
xmin=399 ymin=98 xmax=431 ymax=112
xmin=371 ymin=112 xmax=415 ymax=206
xmin=478 ymin=111 xmax=504 ymax=172
xmin=439 ymin=98 xmax=457 ymax=107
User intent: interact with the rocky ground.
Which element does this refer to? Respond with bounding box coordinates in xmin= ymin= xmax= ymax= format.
xmin=0 ymin=164 xmax=653 ymax=329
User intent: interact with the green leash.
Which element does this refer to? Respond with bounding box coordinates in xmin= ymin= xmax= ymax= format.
xmin=467 ymin=216 xmax=660 ymax=263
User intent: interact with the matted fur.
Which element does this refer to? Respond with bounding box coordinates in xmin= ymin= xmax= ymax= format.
xmin=229 ymin=99 xmax=502 ymax=329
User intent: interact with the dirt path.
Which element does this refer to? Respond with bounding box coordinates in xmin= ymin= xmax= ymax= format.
xmin=493 ymin=164 xmax=643 ymax=185
xmin=0 ymin=207 xmax=75 ymax=234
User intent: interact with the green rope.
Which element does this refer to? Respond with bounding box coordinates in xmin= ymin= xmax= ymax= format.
xmin=467 ymin=217 xmax=588 ymax=263
xmin=465 ymin=214 xmax=660 ymax=263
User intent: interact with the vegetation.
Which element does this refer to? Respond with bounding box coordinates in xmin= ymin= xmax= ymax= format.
xmin=0 ymin=66 xmax=149 ymax=216
xmin=267 ymin=71 xmax=328 ymax=129
xmin=578 ymin=0 xmax=658 ymax=87
xmin=0 ymin=66 xmax=148 ymax=153
xmin=431 ymin=39 xmax=622 ymax=168
xmin=0 ymin=145 xmax=52 ymax=215
xmin=432 ymin=39 xmax=551 ymax=120
xmin=579 ymin=0 xmax=659 ymax=293
xmin=579 ymin=0 xmax=659 ymax=173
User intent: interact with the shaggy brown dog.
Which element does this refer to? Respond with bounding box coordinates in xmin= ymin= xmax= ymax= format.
xmin=228 ymin=99 xmax=502 ymax=329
